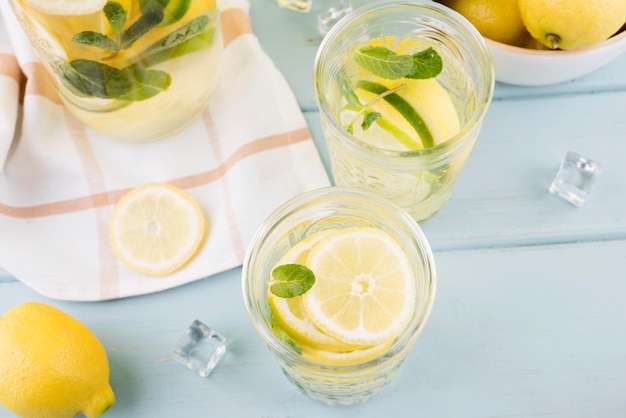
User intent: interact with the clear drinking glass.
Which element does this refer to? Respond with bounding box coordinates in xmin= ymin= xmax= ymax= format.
xmin=242 ymin=187 xmax=436 ymax=406
xmin=313 ymin=0 xmax=494 ymax=221
xmin=8 ymin=0 xmax=223 ymax=142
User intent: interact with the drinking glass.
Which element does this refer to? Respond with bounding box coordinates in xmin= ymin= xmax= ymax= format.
xmin=313 ymin=0 xmax=494 ymax=221
xmin=242 ymin=187 xmax=436 ymax=406
xmin=8 ymin=0 xmax=223 ymax=142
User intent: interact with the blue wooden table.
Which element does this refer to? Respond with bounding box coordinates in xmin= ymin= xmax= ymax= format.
xmin=2 ymin=1 xmax=626 ymax=416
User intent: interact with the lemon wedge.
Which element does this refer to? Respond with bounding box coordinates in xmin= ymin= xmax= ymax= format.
xmin=109 ymin=182 xmax=205 ymax=275
xmin=302 ymin=227 xmax=415 ymax=346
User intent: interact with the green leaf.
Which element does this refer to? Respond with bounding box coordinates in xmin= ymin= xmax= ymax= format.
xmin=270 ymin=264 xmax=315 ymax=298
xmin=120 ymin=9 xmax=164 ymax=49
xmin=104 ymin=1 xmax=127 ymax=33
xmin=116 ymin=63 xmax=171 ymax=101
xmin=56 ymin=59 xmax=170 ymax=101
xmin=62 ymin=59 xmax=132 ymax=98
xmin=143 ymin=15 xmax=209 ymax=56
xmin=72 ymin=31 xmax=119 ymax=52
xmin=361 ymin=111 xmax=381 ymax=131
xmin=140 ymin=28 xmax=215 ymax=67
xmin=354 ymin=46 xmax=415 ymax=80
xmin=406 ymin=47 xmax=443 ymax=79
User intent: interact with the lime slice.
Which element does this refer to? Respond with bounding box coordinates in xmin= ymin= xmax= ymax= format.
xmin=354 ymin=77 xmax=460 ymax=151
xmin=139 ymin=0 xmax=191 ymax=26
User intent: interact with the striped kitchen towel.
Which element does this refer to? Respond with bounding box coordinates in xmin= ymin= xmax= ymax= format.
xmin=0 ymin=0 xmax=330 ymax=301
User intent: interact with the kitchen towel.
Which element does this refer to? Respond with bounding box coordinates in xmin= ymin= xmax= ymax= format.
xmin=0 ymin=0 xmax=330 ymax=301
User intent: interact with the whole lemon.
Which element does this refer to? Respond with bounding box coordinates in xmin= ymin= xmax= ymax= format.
xmin=519 ymin=0 xmax=626 ymax=50
xmin=439 ymin=0 xmax=532 ymax=47
xmin=0 ymin=302 xmax=115 ymax=418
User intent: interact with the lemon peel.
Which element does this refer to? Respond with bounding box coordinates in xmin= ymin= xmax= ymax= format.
xmin=442 ymin=0 xmax=531 ymax=47
xmin=518 ymin=0 xmax=626 ymax=50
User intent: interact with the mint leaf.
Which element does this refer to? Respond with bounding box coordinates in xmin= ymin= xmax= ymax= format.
xmin=116 ymin=64 xmax=171 ymax=101
xmin=270 ymin=264 xmax=315 ymax=298
xmin=104 ymin=1 xmax=127 ymax=33
xmin=57 ymin=59 xmax=170 ymax=101
xmin=72 ymin=31 xmax=119 ymax=51
xmin=338 ymin=71 xmax=362 ymax=110
xmin=406 ymin=47 xmax=443 ymax=79
xmin=354 ymin=46 xmax=415 ymax=80
xmin=63 ymin=59 xmax=132 ymax=98
xmin=140 ymin=28 xmax=215 ymax=67
xmin=361 ymin=111 xmax=381 ymax=131
xmin=120 ymin=9 xmax=163 ymax=49
xmin=143 ymin=15 xmax=209 ymax=56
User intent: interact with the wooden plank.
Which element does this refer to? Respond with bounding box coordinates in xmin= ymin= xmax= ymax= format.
xmin=250 ymin=0 xmax=626 ymax=109
xmin=305 ymin=88 xmax=626 ymax=251
xmin=1 ymin=240 xmax=625 ymax=417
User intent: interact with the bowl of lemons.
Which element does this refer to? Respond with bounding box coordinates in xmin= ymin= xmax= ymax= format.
xmin=437 ymin=0 xmax=626 ymax=86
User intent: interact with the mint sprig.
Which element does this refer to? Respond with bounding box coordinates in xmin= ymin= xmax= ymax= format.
xmin=58 ymin=1 xmax=213 ymax=103
xmin=337 ymin=43 xmax=443 ymax=149
xmin=269 ymin=264 xmax=315 ymax=298
xmin=354 ymin=46 xmax=442 ymax=80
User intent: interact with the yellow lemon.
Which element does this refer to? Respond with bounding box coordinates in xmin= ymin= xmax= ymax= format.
xmin=109 ymin=182 xmax=205 ymax=275
xmin=353 ymin=77 xmax=460 ymax=151
xmin=268 ymin=231 xmax=367 ymax=353
xmin=441 ymin=0 xmax=531 ymax=46
xmin=302 ymin=227 xmax=416 ymax=346
xmin=518 ymin=0 xmax=626 ymax=50
xmin=0 ymin=302 xmax=115 ymax=418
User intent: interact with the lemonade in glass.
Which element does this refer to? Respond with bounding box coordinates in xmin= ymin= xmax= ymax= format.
xmin=8 ymin=0 xmax=222 ymax=142
xmin=242 ymin=187 xmax=436 ymax=406
xmin=313 ymin=0 xmax=494 ymax=221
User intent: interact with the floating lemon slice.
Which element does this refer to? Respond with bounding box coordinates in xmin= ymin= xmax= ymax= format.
xmin=23 ymin=0 xmax=107 ymax=15
xmin=109 ymin=183 xmax=205 ymax=275
xmin=303 ymin=227 xmax=416 ymax=346
xmin=268 ymin=231 xmax=367 ymax=353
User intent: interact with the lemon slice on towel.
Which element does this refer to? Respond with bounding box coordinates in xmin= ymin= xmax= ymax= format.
xmin=109 ymin=183 xmax=205 ymax=275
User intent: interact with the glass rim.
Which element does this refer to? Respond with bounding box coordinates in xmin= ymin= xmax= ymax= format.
xmin=241 ymin=186 xmax=437 ymax=372
xmin=313 ymin=0 xmax=495 ymax=160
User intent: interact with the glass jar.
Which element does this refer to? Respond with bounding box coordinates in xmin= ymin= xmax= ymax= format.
xmin=313 ymin=0 xmax=494 ymax=221
xmin=242 ymin=187 xmax=436 ymax=406
xmin=8 ymin=0 xmax=223 ymax=142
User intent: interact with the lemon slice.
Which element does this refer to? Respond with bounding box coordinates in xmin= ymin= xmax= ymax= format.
xmin=109 ymin=183 xmax=205 ymax=275
xmin=23 ymin=0 xmax=107 ymax=15
xmin=303 ymin=227 xmax=415 ymax=346
xmin=301 ymin=341 xmax=392 ymax=365
xmin=268 ymin=231 xmax=367 ymax=352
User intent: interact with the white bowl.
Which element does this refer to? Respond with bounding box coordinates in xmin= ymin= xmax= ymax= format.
xmin=485 ymin=28 xmax=626 ymax=86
